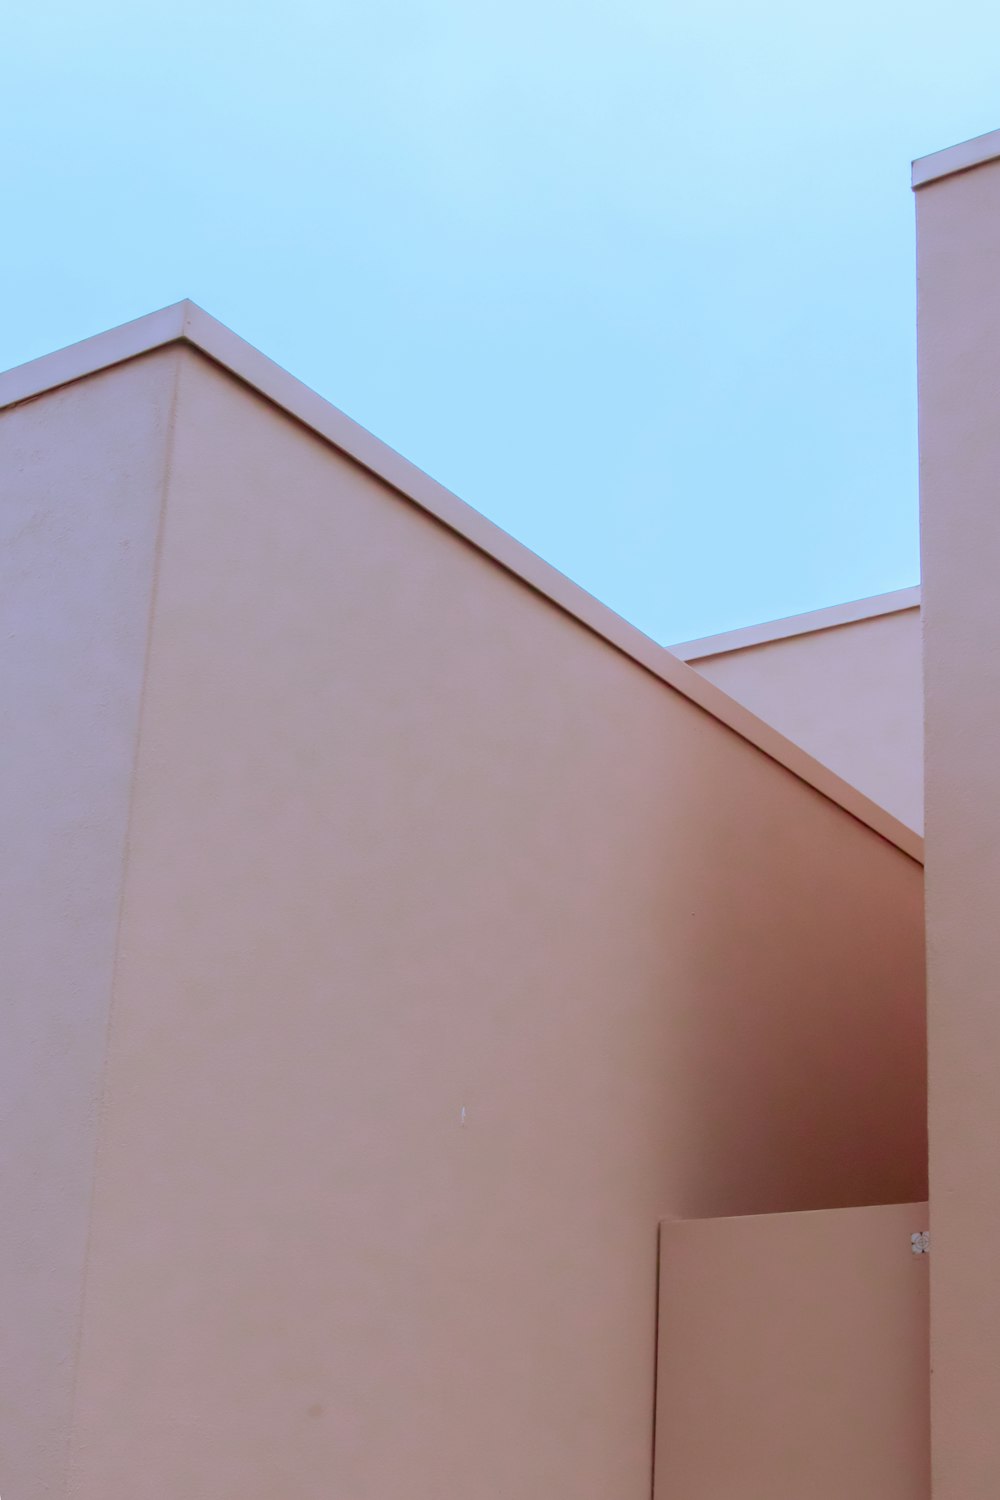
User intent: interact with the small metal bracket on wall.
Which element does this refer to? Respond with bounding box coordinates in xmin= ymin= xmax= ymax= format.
xmin=911 ymin=1230 xmax=930 ymax=1255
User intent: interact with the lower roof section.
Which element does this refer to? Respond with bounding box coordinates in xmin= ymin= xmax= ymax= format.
xmin=672 ymin=587 xmax=921 ymax=663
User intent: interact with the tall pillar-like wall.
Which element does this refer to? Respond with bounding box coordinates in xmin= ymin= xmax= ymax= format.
xmin=914 ymin=130 xmax=1000 ymax=1498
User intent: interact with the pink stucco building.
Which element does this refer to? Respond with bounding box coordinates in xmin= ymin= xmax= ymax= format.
xmin=0 ymin=123 xmax=995 ymax=1499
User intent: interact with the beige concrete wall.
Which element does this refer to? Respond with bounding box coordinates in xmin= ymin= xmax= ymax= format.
xmin=654 ymin=1203 xmax=931 ymax=1499
xmin=681 ymin=606 xmax=924 ymax=832
xmin=53 ymin=348 xmax=927 ymax=1500
xmin=915 ymin=139 xmax=1000 ymax=1499
xmin=0 ymin=351 xmax=178 ymax=1499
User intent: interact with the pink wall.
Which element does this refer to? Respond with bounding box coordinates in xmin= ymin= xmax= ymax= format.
xmin=654 ymin=1203 xmax=930 ymax=1498
xmin=0 ymin=351 xmax=178 ymax=1500
xmin=915 ymin=132 xmax=1000 ymax=1499
xmin=2 ymin=327 xmax=927 ymax=1499
xmin=678 ymin=603 xmax=924 ymax=832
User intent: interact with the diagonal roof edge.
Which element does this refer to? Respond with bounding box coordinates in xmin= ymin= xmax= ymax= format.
xmin=671 ymin=586 xmax=921 ymax=662
xmin=0 ymin=301 xmax=923 ymax=865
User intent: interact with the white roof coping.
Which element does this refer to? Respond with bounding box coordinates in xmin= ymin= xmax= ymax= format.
xmin=672 ymin=586 xmax=921 ymax=662
xmin=0 ymin=302 xmax=924 ymax=865
xmin=912 ymin=127 xmax=1000 ymax=189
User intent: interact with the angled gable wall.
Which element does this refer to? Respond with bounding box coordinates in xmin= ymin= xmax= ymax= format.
xmin=58 ymin=346 xmax=926 ymax=1500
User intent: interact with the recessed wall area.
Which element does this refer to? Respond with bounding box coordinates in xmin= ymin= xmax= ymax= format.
xmin=654 ymin=1204 xmax=930 ymax=1500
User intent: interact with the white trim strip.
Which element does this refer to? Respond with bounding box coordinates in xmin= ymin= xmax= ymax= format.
xmin=912 ymin=127 xmax=1000 ymax=189
xmin=0 ymin=301 xmax=924 ymax=864
xmin=672 ymin=587 xmax=921 ymax=662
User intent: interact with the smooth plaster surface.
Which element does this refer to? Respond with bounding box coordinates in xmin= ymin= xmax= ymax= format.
xmin=916 ymin=145 xmax=1000 ymax=1498
xmin=654 ymin=1203 xmax=931 ymax=1499
xmin=0 ymin=350 xmax=179 ymax=1499
xmin=0 ymin=317 xmax=928 ymax=1499
xmin=57 ymin=348 xmax=926 ymax=1500
xmin=681 ymin=606 xmax=924 ymax=832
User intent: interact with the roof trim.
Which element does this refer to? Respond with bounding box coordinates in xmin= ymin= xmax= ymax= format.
xmin=912 ymin=127 xmax=1000 ymax=189
xmin=672 ymin=586 xmax=921 ymax=662
xmin=0 ymin=301 xmax=924 ymax=865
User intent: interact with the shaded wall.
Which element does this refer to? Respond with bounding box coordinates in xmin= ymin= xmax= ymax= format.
xmin=686 ymin=607 xmax=924 ymax=831
xmin=57 ymin=349 xmax=926 ymax=1500
xmin=916 ymin=145 xmax=1000 ymax=1499
xmin=0 ymin=351 xmax=178 ymax=1499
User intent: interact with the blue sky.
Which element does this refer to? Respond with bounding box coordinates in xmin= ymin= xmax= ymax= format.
xmin=3 ymin=1 xmax=998 ymax=641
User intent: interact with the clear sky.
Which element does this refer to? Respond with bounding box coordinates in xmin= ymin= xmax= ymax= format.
xmin=3 ymin=1 xmax=998 ymax=642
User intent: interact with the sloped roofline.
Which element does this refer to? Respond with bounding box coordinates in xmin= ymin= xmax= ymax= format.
xmin=0 ymin=301 xmax=923 ymax=864
xmin=672 ymin=586 xmax=921 ymax=663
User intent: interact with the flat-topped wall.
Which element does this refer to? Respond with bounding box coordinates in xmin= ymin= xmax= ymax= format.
xmin=654 ymin=1203 xmax=930 ymax=1499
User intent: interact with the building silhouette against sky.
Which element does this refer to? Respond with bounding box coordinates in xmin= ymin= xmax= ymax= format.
xmin=2 ymin=124 xmax=998 ymax=1500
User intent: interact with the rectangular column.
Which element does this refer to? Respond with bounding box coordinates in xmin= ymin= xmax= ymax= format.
xmin=914 ymin=128 xmax=1000 ymax=1498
